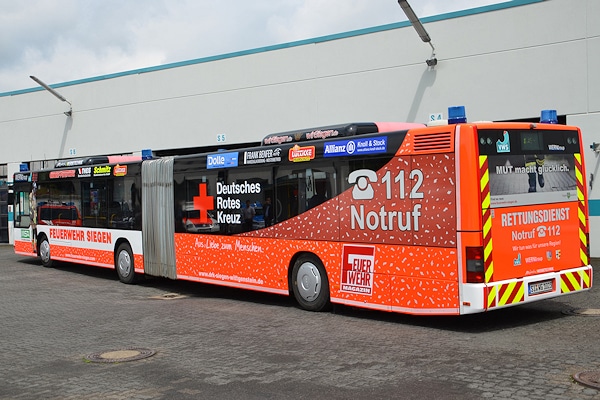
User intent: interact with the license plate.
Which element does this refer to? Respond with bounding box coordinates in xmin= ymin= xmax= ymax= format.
xmin=528 ymin=280 xmax=554 ymax=296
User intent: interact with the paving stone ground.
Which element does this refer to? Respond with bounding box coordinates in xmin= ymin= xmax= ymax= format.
xmin=0 ymin=244 xmax=598 ymax=399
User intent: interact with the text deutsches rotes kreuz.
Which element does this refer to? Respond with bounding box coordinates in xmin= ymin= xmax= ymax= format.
xmin=215 ymin=181 xmax=261 ymax=224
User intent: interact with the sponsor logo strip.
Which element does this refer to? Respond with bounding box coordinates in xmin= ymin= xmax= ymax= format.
xmin=207 ymin=152 xmax=239 ymax=169
xmin=323 ymin=136 xmax=387 ymax=158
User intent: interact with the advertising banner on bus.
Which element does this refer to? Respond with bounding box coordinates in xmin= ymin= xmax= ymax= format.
xmin=489 ymin=202 xmax=579 ymax=281
xmin=487 ymin=153 xmax=577 ymax=208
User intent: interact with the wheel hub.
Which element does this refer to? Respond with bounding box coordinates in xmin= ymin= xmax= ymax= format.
xmin=118 ymin=251 xmax=131 ymax=277
xmin=296 ymin=262 xmax=321 ymax=302
xmin=40 ymin=241 xmax=50 ymax=263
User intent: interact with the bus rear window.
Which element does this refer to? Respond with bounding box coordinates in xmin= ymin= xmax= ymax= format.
xmin=520 ymin=131 xmax=542 ymax=151
xmin=478 ymin=129 xmax=579 ymax=208
xmin=478 ymin=129 xmax=580 ymax=155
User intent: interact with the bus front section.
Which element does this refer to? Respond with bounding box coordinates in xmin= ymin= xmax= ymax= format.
xmin=12 ymin=172 xmax=36 ymax=256
xmin=459 ymin=122 xmax=592 ymax=314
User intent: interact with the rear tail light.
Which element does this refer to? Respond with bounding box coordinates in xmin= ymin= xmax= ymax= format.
xmin=466 ymin=246 xmax=485 ymax=283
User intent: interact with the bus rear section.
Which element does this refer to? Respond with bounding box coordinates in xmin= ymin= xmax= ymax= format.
xmin=458 ymin=123 xmax=592 ymax=314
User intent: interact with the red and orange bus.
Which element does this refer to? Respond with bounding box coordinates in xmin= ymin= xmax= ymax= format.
xmin=12 ymin=109 xmax=592 ymax=314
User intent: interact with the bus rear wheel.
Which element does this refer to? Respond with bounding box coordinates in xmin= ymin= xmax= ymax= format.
xmin=291 ymin=255 xmax=330 ymax=312
xmin=38 ymin=235 xmax=53 ymax=268
xmin=115 ymin=243 xmax=136 ymax=284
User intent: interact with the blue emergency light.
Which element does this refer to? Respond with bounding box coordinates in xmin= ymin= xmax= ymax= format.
xmin=540 ymin=109 xmax=558 ymax=124
xmin=141 ymin=149 xmax=153 ymax=160
xmin=448 ymin=106 xmax=467 ymax=124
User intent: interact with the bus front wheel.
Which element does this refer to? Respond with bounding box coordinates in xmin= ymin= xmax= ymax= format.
xmin=291 ymin=255 xmax=330 ymax=312
xmin=115 ymin=243 xmax=136 ymax=284
xmin=38 ymin=235 xmax=53 ymax=268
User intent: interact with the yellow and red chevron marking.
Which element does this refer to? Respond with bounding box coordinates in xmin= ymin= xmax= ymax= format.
xmin=574 ymin=153 xmax=589 ymax=266
xmin=479 ymin=155 xmax=493 ymax=283
xmin=560 ymin=268 xmax=592 ymax=293
xmin=487 ymin=281 xmax=525 ymax=308
xmin=486 ymin=285 xmax=497 ymax=309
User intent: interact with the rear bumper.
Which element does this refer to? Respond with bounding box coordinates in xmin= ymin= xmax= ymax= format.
xmin=460 ymin=265 xmax=593 ymax=314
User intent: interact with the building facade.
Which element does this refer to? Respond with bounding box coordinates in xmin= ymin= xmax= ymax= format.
xmin=1 ymin=0 xmax=599 ymax=252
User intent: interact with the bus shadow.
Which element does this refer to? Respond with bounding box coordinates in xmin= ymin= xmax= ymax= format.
xmin=138 ymin=275 xmax=298 ymax=309
xmin=141 ymin=275 xmax=572 ymax=332
xmin=49 ymin=260 xmax=121 ymax=281
xmin=330 ymin=301 xmax=571 ymax=333
xmin=17 ymin=257 xmax=44 ymax=266
xmin=18 ymin=258 xmax=295 ymax=308
xmin=18 ymin=258 xmax=578 ymax=330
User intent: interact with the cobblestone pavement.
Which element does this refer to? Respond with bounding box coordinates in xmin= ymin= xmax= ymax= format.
xmin=0 ymin=244 xmax=599 ymax=399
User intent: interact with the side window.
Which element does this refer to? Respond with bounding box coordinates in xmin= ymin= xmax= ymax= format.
xmin=129 ymin=178 xmax=142 ymax=230
xmin=306 ymin=167 xmax=335 ymax=209
xmin=275 ymin=161 xmax=336 ymax=223
xmin=108 ymin=176 xmax=139 ymax=230
xmin=82 ymin=180 xmax=108 ymax=228
xmin=14 ymin=189 xmax=31 ymax=228
xmin=36 ymin=180 xmax=82 ymax=227
xmin=174 ymin=171 xmax=221 ymax=234
xmin=339 ymin=157 xmax=390 ymax=194
xmin=226 ymin=168 xmax=273 ymax=233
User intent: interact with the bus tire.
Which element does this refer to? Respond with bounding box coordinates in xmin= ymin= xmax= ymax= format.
xmin=115 ymin=243 xmax=136 ymax=284
xmin=38 ymin=234 xmax=53 ymax=268
xmin=291 ymin=255 xmax=330 ymax=312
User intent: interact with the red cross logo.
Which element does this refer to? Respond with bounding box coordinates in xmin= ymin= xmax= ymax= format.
xmin=193 ymin=183 xmax=214 ymax=224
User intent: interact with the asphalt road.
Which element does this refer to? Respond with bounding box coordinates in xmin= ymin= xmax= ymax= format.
xmin=0 ymin=244 xmax=599 ymax=400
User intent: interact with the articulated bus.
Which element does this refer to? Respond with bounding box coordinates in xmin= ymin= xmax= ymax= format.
xmin=12 ymin=109 xmax=592 ymax=314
